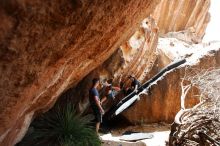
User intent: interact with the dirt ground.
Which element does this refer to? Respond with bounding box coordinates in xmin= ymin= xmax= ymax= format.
xmin=101 ymin=123 xmax=170 ymax=146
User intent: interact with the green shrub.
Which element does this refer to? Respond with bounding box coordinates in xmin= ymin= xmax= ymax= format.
xmin=19 ymin=104 xmax=101 ymax=146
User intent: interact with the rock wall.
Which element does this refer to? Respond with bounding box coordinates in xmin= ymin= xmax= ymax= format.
xmin=58 ymin=17 xmax=159 ymax=114
xmin=152 ymin=0 xmax=210 ymax=43
xmin=121 ymin=41 xmax=220 ymax=124
xmin=0 ymin=0 xmax=160 ymax=145
xmin=0 ymin=0 xmax=213 ymax=145
xmin=70 ymin=0 xmax=212 ymax=121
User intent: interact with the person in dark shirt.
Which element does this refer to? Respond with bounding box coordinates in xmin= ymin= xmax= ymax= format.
xmin=126 ymin=75 xmax=141 ymax=95
xmin=89 ymin=78 xmax=104 ymax=134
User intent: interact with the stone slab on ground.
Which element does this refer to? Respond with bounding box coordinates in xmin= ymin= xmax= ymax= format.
xmin=101 ymin=123 xmax=170 ymax=146
xmin=102 ymin=139 xmax=146 ymax=146
xmin=120 ymin=133 xmax=153 ymax=141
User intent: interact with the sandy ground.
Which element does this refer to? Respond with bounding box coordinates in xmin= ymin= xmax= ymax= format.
xmin=101 ymin=123 xmax=170 ymax=146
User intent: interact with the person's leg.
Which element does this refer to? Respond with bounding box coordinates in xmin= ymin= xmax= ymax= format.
xmin=96 ymin=122 xmax=100 ymax=134
xmin=126 ymin=88 xmax=133 ymax=95
xmin=95 ymin=110 xmax=102 ymax=134
xmin=111 ymin=90 xmax=119 ymax=100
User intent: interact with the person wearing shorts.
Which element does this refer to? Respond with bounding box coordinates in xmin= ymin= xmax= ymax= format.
xmin=89 ymin=78 xmax=104 ymax=134
xmin=100 ymin=79 xmax=121 ymax=104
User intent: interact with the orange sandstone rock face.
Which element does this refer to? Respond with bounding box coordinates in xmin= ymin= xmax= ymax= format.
xmin=152 ymin=0 xmax=210 ymax=43
xmin=0 ymin=0 xmax=214 ymax=145
xmin=119 ymin=17 xmax=159 ymax=82
xmin=47 ymin=0 xmax=213 ymax=126
xmin=0 ymin=0 xmax=160 ymax=145
xmin=121 ymin=43 xmax=220 ymax=124
xmin=65 ymin=17 xmax=159 ymax=114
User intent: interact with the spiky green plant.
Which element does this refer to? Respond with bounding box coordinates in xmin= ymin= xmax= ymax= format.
xmin=19 ymin=104 xmax=101 ymax=146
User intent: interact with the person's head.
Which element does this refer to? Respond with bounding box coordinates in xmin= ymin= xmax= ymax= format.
xmin=92 ymin=78 xmax=100 ymax=87
xmin=107 ymin=78 xmax=113 ymax=84
xmin=128 ymin=75 xmax=135 ymax=81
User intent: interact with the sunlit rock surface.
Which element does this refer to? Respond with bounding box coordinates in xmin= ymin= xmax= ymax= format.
xmin=0 ymin=0 xmax=160 ymax=145
xmin=121 ymin=40 xmax=220 ymax=124
xmin=152 ymin=0 xmax=211 ymax=43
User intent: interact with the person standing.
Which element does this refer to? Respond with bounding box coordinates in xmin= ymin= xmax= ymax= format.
xmin=89 ymin=78 xmax=104 ymax=134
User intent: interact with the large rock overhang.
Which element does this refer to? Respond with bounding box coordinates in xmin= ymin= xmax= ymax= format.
xmin=0 ymin=0 xmax=160 ymax=145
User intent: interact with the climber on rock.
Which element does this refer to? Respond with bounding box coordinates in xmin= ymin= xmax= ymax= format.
xmin=89 ymin=78 xmax=105 ymax=134
xmin=100 ymin=78 xmax=121 ymax=104
xmin=126 ymin=75 xmax=141 ymax=95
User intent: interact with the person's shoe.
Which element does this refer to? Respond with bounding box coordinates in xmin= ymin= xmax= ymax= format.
xmin=98 ymin=134 xmax=104 ymax=142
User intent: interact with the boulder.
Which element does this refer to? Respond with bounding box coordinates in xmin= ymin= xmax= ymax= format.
xmin=0 ymin=0 xmax=213 ymax=145
xmin=152 ymin=0 xmax=210 ymax=41
xmin=121 ymin=40 xmax=220 ymax=124
xmin=0 ymin=0 xmax=159 ymax=145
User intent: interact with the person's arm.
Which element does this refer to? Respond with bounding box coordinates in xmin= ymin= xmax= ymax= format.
xmin=100 ymin=96 xmax=107 ymax=104
xmin=112 ymin=86 xmax=120 ymax=91
xmin=134 ymin=85 xmax=138 ymax=91
xmin=118 ymin=75 xmax=122 ymax=83
xmin=134 ymin=79 xmax=139 ymax=92
xmin=94 ymin=96 xmax=104 ymax=114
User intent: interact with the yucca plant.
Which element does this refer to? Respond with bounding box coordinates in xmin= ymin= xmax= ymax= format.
xmin=19 ymin=104 xmax=101 ymax=146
